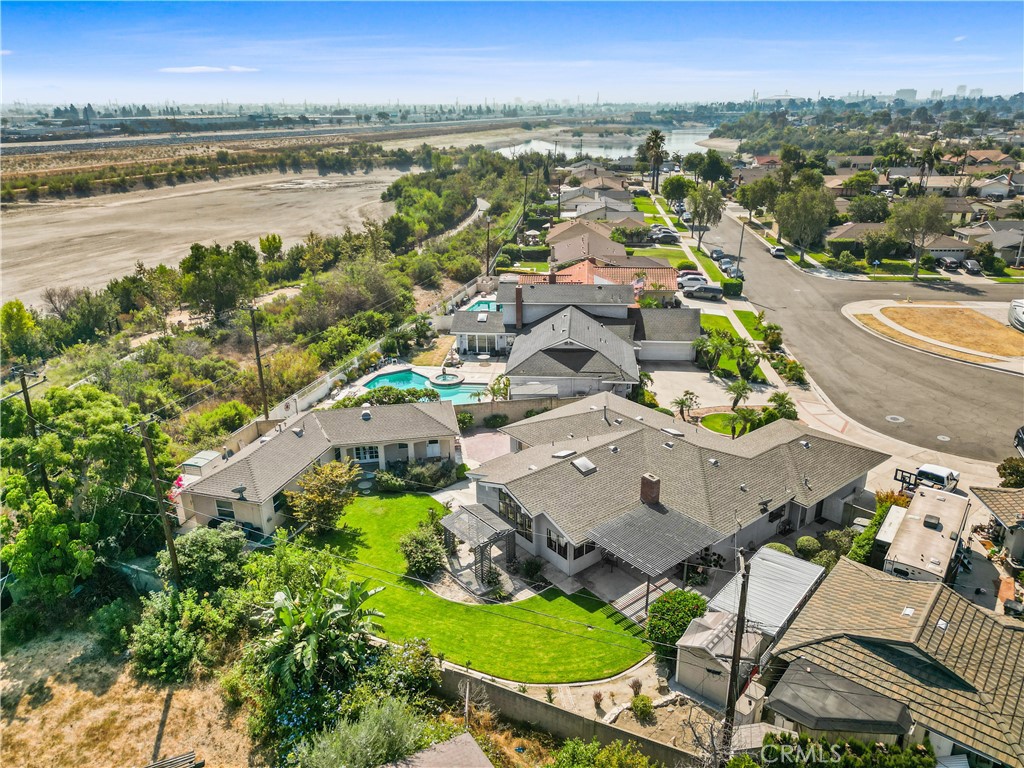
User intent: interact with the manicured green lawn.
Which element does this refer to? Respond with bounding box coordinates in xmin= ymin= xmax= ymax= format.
xmin=628 ymin=246 xmax=682 ymax=261
xmin=992 ymin=276 xmax=1024 ymax=283
xmin=316 ymin=494 xmax=649 ymax=682
xmin=633 ymin=196 xmax=659 ymax=215
xmin=867 ymin=275 xmax=951 ymax=282
xmin=692 ymin=250 xmax=727 ymax=282
xmin=733 ymin=310 xmax=764 ymax=340
xmin=700 ymin=413 xmax=734 ymax=435
xmin=698 ymin=315 xmax=767 ymax=382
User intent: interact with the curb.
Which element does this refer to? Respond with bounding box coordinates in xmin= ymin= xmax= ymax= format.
xmin=841 ymin=305 xmax=1023 ymax=378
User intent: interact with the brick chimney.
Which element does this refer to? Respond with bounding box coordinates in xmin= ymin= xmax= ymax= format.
xmin=640 ymin=473 xmax=661 ymax=506
xmin=548 ymin=269 xmax=557 ymax=284
xmin=515 ymin=285 xmax=524 ymax=329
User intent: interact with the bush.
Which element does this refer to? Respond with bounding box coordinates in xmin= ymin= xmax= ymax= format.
xmin=374 ymin=471 xmax=407 ymax=493
xmin=763 ymin=542 xmax=794 ymax=556
xmin=631 ymin=694 xmax=654 ymax=724
xmin=521 ymin=557 xmax=545 ymax=582
xmin=483 ymin=413 xmax=509 ymax=428
xmin=919 ymin=253 xmax=936 ymax=271
xmin=822 ymin=527 xmax=856 ymax=556
xmin=523 ymin=407 xmax=549 ymax=418
xmin=404 ymin=459 xmax=459 ymax=490
xmin=848 ymin=492 xmax=907 ymax=564
xmin=551 ymin=739 xmax=654 ymax=768
xmin=456 ymin=411 xmax=474 ymax=431
xmin=129 ymin=590 xmax=209 ymax=682
xmin=399 ymin=528 xmax=447 ymax=579
xmin=721 ymin=278 xmax=744 ymax=297
xmin=654 ymin=406 xmax=675 ymax=416
xmin=810 ymin=550 xmax=839 ymax=572
xmin=90 ymin=597 xmax=140 ymax=654
xmin=646 ymin=590 xmax=707 ymax=662
xmin=295 ymin=698 xmax=425 ymax=768
xmin=795 ymin=536 xmax=822 ymax=560
xmin=157 ymin=524 xmax=248 ymax=593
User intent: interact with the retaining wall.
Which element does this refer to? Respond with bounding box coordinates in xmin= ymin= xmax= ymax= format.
xmin=439 ymin=667 xmax=698 ymax=767
xmin=455 ymin=396 xmax=580 ymax=426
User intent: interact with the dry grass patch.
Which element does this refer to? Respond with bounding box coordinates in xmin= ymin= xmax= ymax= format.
xmin=855 ymin=315 xmax=997 ymax=364
xmin=881 ymin=306 xmax=1024 ymax=358
xmin=410 ymin=335 xmax=455 ymax=366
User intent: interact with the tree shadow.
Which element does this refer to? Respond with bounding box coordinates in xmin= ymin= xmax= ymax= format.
xmin=151 ymin=689 xmax=174 ymax=761
xmin=318 ymin=523 xmax=368 ymax=562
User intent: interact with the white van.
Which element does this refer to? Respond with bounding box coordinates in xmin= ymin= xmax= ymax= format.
xmin=915 ymin=464 xmax=960 ymax=491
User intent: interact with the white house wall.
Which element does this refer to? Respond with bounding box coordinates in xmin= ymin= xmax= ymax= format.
xmin=507 ymin=375 xmax=627 ymax=398
xmin=636 ymin=340 xmax=694 ymax=362
xmin=675 ymin=649 xmax=730 ymax=708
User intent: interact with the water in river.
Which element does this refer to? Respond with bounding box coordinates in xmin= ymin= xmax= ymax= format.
xmin=497 ymin=127 xmax=712 ymax=160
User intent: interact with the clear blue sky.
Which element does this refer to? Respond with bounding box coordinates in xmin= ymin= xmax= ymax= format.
xmin=2 ymin=1 xmax=1021 ymax=106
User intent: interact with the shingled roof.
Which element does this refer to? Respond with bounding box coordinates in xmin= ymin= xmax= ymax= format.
xmin=773 ymin=558 xmax=1024 ymax=768
xmin=474 ymin=393 xmax=886 ymax=542
xmin=496 ymin=282 xmax=634 ymax=307
xmin=972 ymin=486 xmax=1024 ymax=529
xmin=186 ymin=401 xmax=460 ymax=504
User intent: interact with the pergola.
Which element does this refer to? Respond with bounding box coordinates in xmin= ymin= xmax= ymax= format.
xmin=440 ymin=504 xmax=516 ymax=583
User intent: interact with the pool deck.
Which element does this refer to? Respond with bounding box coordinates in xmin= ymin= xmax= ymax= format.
xmin=323 ymin=362 xmax=506 ymax=407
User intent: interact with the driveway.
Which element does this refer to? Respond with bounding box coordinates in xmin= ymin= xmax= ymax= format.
xmin=701 ymin=212 xmax=1024 ymax=462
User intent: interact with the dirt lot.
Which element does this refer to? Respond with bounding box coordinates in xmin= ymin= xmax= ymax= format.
xmin=855 ymin=314 xmax=996 ymax=364
xmin=881 ymin=305 xmax=1024 ymax=357
xmin=1 ymin=632 xmax=260 ymax=768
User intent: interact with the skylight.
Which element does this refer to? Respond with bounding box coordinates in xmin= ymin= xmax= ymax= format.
xmin=552 ymin=449 xmax=577 ymax=459
xmin=662 ymin=427 xmax=684 ymax=437
xmin=571 ymin=457 xmax=597 ymax=476
xmin=477 ymin=313 xmax=488 ymax=322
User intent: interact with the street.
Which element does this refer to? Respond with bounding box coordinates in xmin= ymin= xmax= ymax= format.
xmin=701 ymin=210 xmax=1024 ymax=463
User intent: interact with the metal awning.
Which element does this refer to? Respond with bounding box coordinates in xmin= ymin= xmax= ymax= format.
xmin=440 ymin=504 xmax=512 ymax=548
xmin=587 ymin=504 xmax=722 ymax=578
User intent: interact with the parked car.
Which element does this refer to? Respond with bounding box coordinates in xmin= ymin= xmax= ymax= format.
xmin=678 ymin=269 xmax=702 ymax=277
xmin=719 ymin=258 xmax=735 ymax=270
xmin=1015 ymin=425 xmax=1024 ymax=457
xmin=935 ymin=256 xmax=961 ymax=271
xmin=631 ymin=187 xmax=651 ymax=197
xmin=768 ymin=246 xmax=786 ymax=258
xmin=728 ymin=267 xmax=745 ymax=280
xmin=655 ymin=233 xmax=680 ymax=244
xmin=682 ymin=283 xmax=724 ymax=301
xmin=710 ymin=248 xmax=725 ymax=260
xmin=677 ymin=274 xmax=709 ymax=288
xmin=915 ymin=464 xmax=960 ymax=492
xmin=1010 ymin=299 xmax=1024 ymax=332
xmin=681 ymin=212 xmax=693 ymax=223
xmin=962 ymin=259 xmax=983 ymax=274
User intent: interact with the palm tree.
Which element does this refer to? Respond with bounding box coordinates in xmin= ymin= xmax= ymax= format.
xmin=726 ymin=378 xmax=753 ymax=410
xmin=645 ymin=129 xmax=667 ymax=194
xmin=487 ymin=374 xmax=510 ymax=401
xmin=767 ymin=391 xmax=799 ymax=421
xmin=917 ymin=143 xmax=941 ymax=191
xmin=724 ymin=407 xmax=760 ymax=439
xmin=735 ymin=348 xmax=762 ymax=382
xmin=672 ymin=390 xmax=700 ymax=421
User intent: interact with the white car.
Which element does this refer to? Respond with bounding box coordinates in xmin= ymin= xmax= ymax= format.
xmin=1010 ymin=299 xmax=1024 ymax=333
xmin=677 ymin=274 xmax=709 ymax=288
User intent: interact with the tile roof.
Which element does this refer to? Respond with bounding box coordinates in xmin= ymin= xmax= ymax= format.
xmin=971 ymin=486 xmax=1024 ymax=529
xmin=709 ymin=547 xmax=825 ymax=637
xmin=774 ymin=558 xmax=1024 ymax=768
xmin=475 ymin=393 xmax=887 ymax=542
xmin=504 ymin=307 xmax=640 ymax=383
xmin=186 ymin=401 xmax=460 ymax=503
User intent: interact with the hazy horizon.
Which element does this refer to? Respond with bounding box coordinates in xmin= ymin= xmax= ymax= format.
xmin=3 ymin=1 xmax=1022 ymax=106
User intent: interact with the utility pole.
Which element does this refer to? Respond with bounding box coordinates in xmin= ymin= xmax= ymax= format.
xmin=723 ymin=552 xmax=751 ymax=758
xmin=245 ymin=305 xmax=270 ymax=420
xmin=13 ymin=367 xmax=52 ymax=499
xmin=128 ymin=420 xmax=182 ymax=588
xmin=485 ymin=216 xmax=492 ymax=275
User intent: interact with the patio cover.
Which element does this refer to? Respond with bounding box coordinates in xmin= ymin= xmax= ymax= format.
xmin=441 ymin=504 xmax=512 ymax=548
xmin=587 ymin=504 xmax=722 ymax=578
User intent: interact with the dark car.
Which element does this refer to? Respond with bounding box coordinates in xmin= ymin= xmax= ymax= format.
xmin=936 ymin=256 xmax=961 ymax=271
xmin=1015 ymin=425 xmax=1024 ymax=457
xmin=962 ymin=259 xmax=983 ymax=274
xmin=710 ymin=248 xmax=725 ymax=260
xmin=655 ymin=233 xmax=680 ymax=244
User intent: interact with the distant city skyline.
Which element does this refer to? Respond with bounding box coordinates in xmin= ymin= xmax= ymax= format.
xmin=3 ymin=1 xmax=1022 ymax=106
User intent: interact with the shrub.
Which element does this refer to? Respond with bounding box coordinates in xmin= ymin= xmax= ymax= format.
xmin=811 ymin=550 xmax=839 ymax=572
xmin=157 ymin=524 xmax=248 ymax=593
xmin=722 ymin=278 xmax=744 ymax=297
xmin=456 ymin=411 xmax=474 ymax=431
xmin=782 ymin=359 xmax=807 ymax=384
xmin=494 ymin=254 xmax=512 ymax=269
xmin=374 ymin=471 xmax=406 ymax=493
xmin=483 ymin=413 xmax=509 ymax=428
xmin=129 ymin=590 xmax=209 ymax=682
xmin=763 ymin=542 xmax=795 ymax=556
xmin=593 ymin=691 xmax=604 ymax=708
xmin=654 ymin=406 xmax=675 ymax=416
xmin=628 ymin=677 xmax=642 ymax=696
xmin=523 ymin=407 xmax=549 ymax=418
xmin=399 ymin=528 xmax=447 ymax=579
xmin=795 ymin=536 xmax=822 ymax=560
xmin=404 ymin=459 xmax=459 ymax=490
xmin=295 ymin=698 xmax=425 ymax=768
xmin=90 ymin=597 xmax=140 ymax=654
xmin=551 ymin=739 xmax=654 ymax=768
xmin=521 ymin=557 xmax=545 ymax=582
xmin=822 ymin=527 xmax=856 ymax=556
xmin=646 ymin=590 xmax=707 ymax=662
xmin=631 ymin=694 xmax=654 ymax=724
xmin=919 ymin=253 xmax=936 ymax=271
xmin=848 ymin=493 xmax=906 ymax=564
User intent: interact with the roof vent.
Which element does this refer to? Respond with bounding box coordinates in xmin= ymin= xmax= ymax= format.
xmin=663 ymin=441 xmax=675 ymax=449
xmin=613 ymin=418 xmax=623 ymax=425
xmin=292 ymin=427 xmax=304 ymax=437
xmin=477 ymin=313 xmax=488 ymax=322
xmin=610 ymin=445 xmax=619 ymax=453
xmin=571 ymin=457 xmax=597 ymax=476
xmin=552 ymin=449 xmax=577 ymax=459
xmin=800 ymin=440 xmax=811 ymax=449
xmin=361 ymin=410 xmax=372 ymax=421
xmin=936 ymin=618 xmax=948 ymax=631
xmin=902 ymin=606 xmax=915 ymax=617
xmin=636 ymin=416 xmax=644 ymax=422
xmin=528 ymin=464 xmax=537 ymax=471
xmin=708 ymin=458 xmax=719 ymax=467
xmin=923 ymin=514 xmax=941 ymax=529
xmin=662 ymin=427 xmax=684 ymax=437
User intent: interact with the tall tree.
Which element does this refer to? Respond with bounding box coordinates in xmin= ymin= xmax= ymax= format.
xmin=848 ymin=195 xmax=890 ymax=223
xmin=643 ymin=129 xmax=667 ymax=194
xmin=660 ymin=174 xmax=696 ymax=203
xmin=682 ymin=152 xmax=705 ymax=181
xmin=735 ymin=176 xmax=779 ymax=221
xmin=699 ymin=150 xmax=733 ymax=184
xmin=887 ymin=196 xmax=948 ymax=279
xmin=285 ymin=458 xmax=360 ymax=535
xmin=726 ymin=378 xmax=753 ymax=410
xmin=774 ymin=186 xmax=836 ymax=265
xmin=180 ymin=240 xmax=261 ymax=318
xmin=686 ymin=185 xmax=725 ymax=249
xmin=672 ymin=391 xmax=700 ymax=421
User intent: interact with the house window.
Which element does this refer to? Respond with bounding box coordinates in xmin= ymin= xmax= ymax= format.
xmin=546 ymin=529 xmax=568 ymax=559
xmin=273 ymin=492 xmax=288 ymax=516
xmin=334 ymin=447 xmax=343 ymax=462
xmin=498 ymin=489 xmax=533 ymax=542
xmin=353 ymin=445 xmax=380 ymax=462
xmin=768 ymin=506 xmax=785 ymax=523
xmin=215 ymin=499 xmax=235 ymax=519
xmin=427 ymin=439 xmax=441 ymax=458
xmin=573 ymin=541 xmax=597 ymax=560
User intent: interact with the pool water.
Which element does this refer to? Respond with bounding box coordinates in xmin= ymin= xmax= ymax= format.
xmin=466 ymin=299 xmax=499 ymax=312
xmin=365 ymin=370 xmax=486 ymax=405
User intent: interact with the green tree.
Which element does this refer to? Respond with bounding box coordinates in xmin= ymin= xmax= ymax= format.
xmin=686 ymin=184 xmax=725 ymax=249
xmin=660 ymin=174 xmax=696 ymax=203
xmin=0 ymin=299 xmax=41 ymax=361
xmin=843 ymin=170 xmax=879 ymax=196
xmin=887 ymin=195 xmax=947 ymax=279
xmin=735 ymin=176 xmax=779 ymax=221
xmin=997 ymin=457 xmax=1024 ymax=488
xmin=285 ymin=459 xmax=360 ymax=534
xmin=699 ymin=149 xmax=732 ymax=184
xmin=727 ymin=378 xmax=753 ymax=410
xmin=693 ymin=333 xmax=732 ymax=376
xmin=179 ymin=240 xmax=261 ymax=317
xmin=775 ymin=186 xmax=836 ymax=264
xmin=646 ymin=589 xmax=707 ymax=663
xmin=726 ymin=407 xmax=761 ymax=438
xmin=682 ymin=151 xmax=705 ymax=181
xmin=848 ymin=194 xmax=890 ymax=223
xmin=258 ymin=233 xmax=284 ymax=261
xmin=642 ymin=129 xmax=667 ymax=193
xmin=157 ymin=524 xmax=248 ymax=593
xmin=766 ymin=391 xmax=799 ymax=420
xmin=672 ymin=390 xmax=700 ymax=421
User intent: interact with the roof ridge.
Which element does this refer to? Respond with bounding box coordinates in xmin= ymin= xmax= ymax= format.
xmin=412 ymin=400 xmax=457 ymax=432
xmin=913 ymin=582 xmax=947 ymax=645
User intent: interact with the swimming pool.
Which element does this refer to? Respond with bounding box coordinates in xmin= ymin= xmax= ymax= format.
xmin=466 ymin=299 xmax=499 ymax=312
xmin=364 ymin=369 xmax=486 ymax=405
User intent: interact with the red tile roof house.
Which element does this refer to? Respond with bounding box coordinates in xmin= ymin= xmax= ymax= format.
xmin=754 ymin=155 xmax=782 ymax=168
